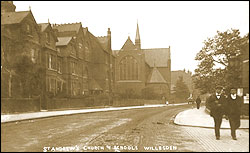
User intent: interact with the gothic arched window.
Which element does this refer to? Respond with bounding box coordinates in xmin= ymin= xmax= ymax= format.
xmin=119 ymin=56 xmax=139 ymax=80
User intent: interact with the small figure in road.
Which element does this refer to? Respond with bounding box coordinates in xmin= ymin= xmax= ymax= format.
xmin=206 ymin=85 xmax=226 ymax=140
xmin=196 ymin=96 xmax=201 ymax=109
xmin=162 ymin=96 xmax=169 ymax=105
xmin=187 ymin=96 xmax=193 ymax=104
xmin=225 ymin=87 xmax=243 ymax=140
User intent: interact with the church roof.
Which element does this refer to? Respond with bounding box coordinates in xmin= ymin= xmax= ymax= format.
xmin=52 ymin=22 xmax=81 ymax=33
xmin=112 ymin=48 xmax=170 ymax=67
xmin=143 ymin=48 xmax=170 ymax=67
xmin=147 ymin=67 xmax=167 ymax=83
xmin=1 ymin=11 xmax=30 ymax=25
xmin=89 ymin=78 xmax=103 ymax=91
xmin=56 ymin=37 xmax=72 ymax=46
xmin=121 ymin=36 xmax=137 ymax=50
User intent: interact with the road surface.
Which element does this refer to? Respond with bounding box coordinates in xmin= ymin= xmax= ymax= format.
xmin=1 ymin=104 xmax=248 ymax=152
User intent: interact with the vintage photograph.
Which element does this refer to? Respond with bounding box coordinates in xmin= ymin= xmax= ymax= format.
xmin=1 ymin=1 xmax=249 ymax=152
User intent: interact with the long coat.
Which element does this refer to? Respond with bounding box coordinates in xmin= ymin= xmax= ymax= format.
xmin=225 ymin=95 xmax=243 ymax=119
xmin=207 ymin=94 xmax=227 ymax=118
xmin=196 ymin=97 xmax=201 ymax=104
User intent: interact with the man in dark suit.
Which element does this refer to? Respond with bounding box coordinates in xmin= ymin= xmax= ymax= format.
xmin=196 ymin=95 xmax=201 ymax=109
xmin=225 ymin=87 xmax=243 ymax=140
xmin=206 ymin=86 xmax=226 ymax=140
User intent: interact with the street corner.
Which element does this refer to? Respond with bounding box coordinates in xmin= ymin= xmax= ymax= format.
xmin=173 ymin=106 xmax=215 ymax=128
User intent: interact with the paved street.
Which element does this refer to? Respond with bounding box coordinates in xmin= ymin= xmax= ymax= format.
xmin=1 ymin=104 xmax=249 ymax=152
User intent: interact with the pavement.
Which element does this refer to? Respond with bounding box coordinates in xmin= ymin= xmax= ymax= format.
xmin=175 ymin=105 xmax=249 ymax=152
xmin=1 ymin=103 xmax=186 ymax=123
xmin=174 ymin=106 xmax=249 ymax=129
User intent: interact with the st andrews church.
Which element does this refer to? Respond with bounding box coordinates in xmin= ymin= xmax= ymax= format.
xmin=113 ymin=23 xmax=171 ymax=99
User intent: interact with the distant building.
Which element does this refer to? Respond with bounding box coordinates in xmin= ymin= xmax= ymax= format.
xmin=113 ymin=23 xmax=171 ymax=99
xmin=171 ymin=70 xmax=193 ymax=94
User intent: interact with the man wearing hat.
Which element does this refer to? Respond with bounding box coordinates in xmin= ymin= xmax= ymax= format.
xmin=206 ymin=85 xmax=227 ymax=140
xmin=225 ymin=87 xmax=243 ymax=140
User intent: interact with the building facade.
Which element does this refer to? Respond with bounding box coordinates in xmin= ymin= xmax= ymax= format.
xmin=52 ymin=22 xmax=86 ymax=96
xmin=52 ymin=23 xmax=115 ymax=96
xmin=1 ymin=1 xmax=42 ymax=98
xmin=1 ymin=1 xmax=115 ymax=101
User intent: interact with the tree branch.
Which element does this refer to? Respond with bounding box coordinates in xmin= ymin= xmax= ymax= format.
xmin=213 ymin=59 xmax=227 ymax=66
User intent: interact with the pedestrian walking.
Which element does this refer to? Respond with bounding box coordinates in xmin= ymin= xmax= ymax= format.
xmin=206 ymin=85 xmax=226 ymax=140
xmin=162 ymin=96 xmax=166 ymax=104
xmin=225 ymin=87 xmax=243 ymax=140
xmin=195 ymin=96 xmax=201 ymax=109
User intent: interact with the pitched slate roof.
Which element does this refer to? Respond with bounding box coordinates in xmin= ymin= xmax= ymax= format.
xmin=1 ymin=11 xmax=30 ymax=25
xmin=52 ymin=22 xmax=81 ymax=33
xmin=39 ymin=23 xmax=58 ymax=41
xmin=121 ymin=36 xmax=136 ymax=50
xmin=38 ymin=23 xmax=49 ymax=32
xmin=85 ymin=29 xmax=112 ymax=54
xmin=147 ymin=67 xmax=167 ymax=83
xmin=89 ymin=78 xmax=103 ymax=91
xmin=56 ymin=37 xmax=72 ymax=46
xmin=143 ymin=48 xmax=170 ymax=67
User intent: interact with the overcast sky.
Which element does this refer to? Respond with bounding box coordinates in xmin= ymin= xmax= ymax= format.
xmin=13 ymin=1 xmax=249 ymax=73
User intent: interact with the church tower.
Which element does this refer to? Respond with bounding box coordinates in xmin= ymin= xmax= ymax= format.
xmin=135 ymin=21 xmax=141 ymax=50
xmin=1 ymin=1 xmax=16 ymax=13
